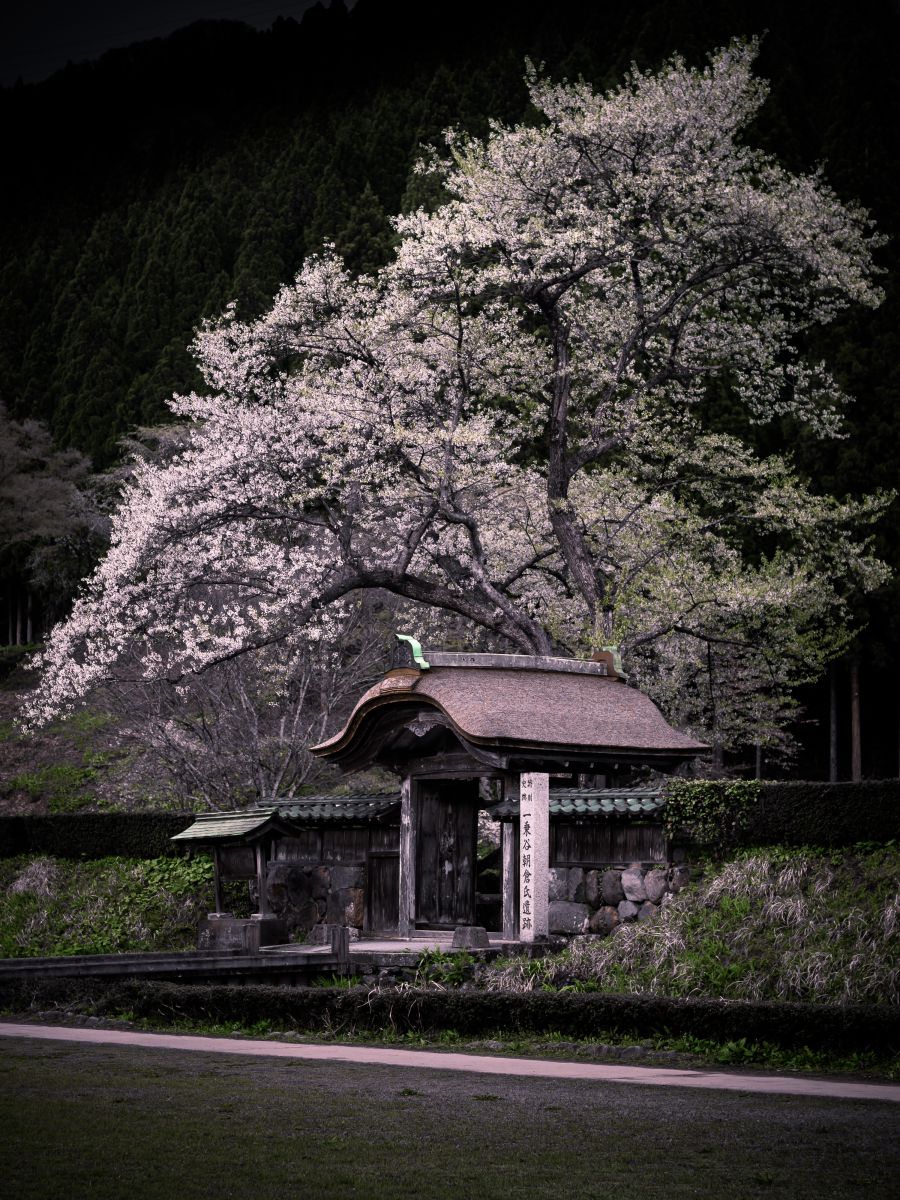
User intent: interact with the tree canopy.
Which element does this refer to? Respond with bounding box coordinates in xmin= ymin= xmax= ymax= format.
xmin=24 ymin=43 xmax=889 ymax=755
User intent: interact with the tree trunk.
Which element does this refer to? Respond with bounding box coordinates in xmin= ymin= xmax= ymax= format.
xmin=25 ymin=590 xmax=33 ymax=644
xmin=829 ymin=662 xmax=839 ymax=783
xmin=850 ymin=658 xmax=862 ymax=782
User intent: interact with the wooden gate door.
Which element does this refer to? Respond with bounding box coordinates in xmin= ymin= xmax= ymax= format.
xmin=415 ymin=780 xmax=478 ymax=927
xmin=366 ymin=853 xmax=399 ymax=933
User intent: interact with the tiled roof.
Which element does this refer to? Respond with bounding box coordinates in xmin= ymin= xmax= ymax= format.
xmin=170 ymin=796 xmax=402 ymax=843
xmin=490 ymin=787 xmax=665 ymax=820
xmin=275 ymin=794 xmax=400 ymax=822
xmin=171 ymin=788 xmax=663 ymax=843
xmin=171 ymin=808 xmax=281 ymax=842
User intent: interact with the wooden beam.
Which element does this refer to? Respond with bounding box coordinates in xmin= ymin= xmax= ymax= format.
xmin=212 ymin=846 xmax=224 ymax=914
xmin=400 ymin=750 xmax=507 ymax=778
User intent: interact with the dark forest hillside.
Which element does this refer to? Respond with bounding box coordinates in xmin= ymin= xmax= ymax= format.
xmin=3 ymin=0 xmax=900 ymax=778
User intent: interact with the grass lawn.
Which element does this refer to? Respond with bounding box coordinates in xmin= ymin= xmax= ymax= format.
xmin=2 ymin=1037 xmax=898 ymax=1199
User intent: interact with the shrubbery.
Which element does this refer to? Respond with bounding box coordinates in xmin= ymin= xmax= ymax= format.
xmin=664 ymin=779 xmax=900 ymax=850
xmin=0 ymin=855 xmax=214 ymax=957
xmin=2 ymin=977 xmax=896 ymax=1056
xmin=0 ymin=813 xmax=194 ymax=859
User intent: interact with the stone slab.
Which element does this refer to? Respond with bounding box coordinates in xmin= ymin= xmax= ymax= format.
xmin=197 ymin=916 xmax=288 ymax=953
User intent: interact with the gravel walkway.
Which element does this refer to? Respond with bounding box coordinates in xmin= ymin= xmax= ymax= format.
xmin=2 ymin=1021 xmax=897 ymax=1102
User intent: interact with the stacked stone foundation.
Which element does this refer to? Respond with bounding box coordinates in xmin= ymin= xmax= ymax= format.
xmin=251 ymin=862 xmax=366 ymax=941
xmin=246 ymin=858 xmax=691 ymax=943
xmin=548 ymin=863 xmax=690 ymax=936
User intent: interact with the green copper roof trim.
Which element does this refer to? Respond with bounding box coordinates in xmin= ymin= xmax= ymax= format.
xmin=489 ymin=786 xmax=664 ymax=820
xmin=172 ymin=788 xmax=666 ymax=840
xmin=601 ymin=644 xmax=629 ymax=681
xmin=396 ymin=633 xmax=430 ymax=669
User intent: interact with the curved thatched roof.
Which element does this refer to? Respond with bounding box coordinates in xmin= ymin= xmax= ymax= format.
xmin=311 ymin=652 xmax=707 ymax=773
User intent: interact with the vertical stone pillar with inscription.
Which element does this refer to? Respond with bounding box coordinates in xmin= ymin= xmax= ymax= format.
xmin=501 ymin=773 xmax=519 ymax=941
xmin=518 ymin=771 xmax=549 ymax=941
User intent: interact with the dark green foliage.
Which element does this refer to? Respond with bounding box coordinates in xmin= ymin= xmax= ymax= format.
xmin=665 ymin=779 xmax=900 ymax=850
xmin=4 ymin=0 xmax=898 ymax=470
xmin=3 ymin=978 xmax=897 ymax=1055
xmin=664 ymin=780 xmax=761 ymax=852
xmin=0 ymin=813 xmax=194 ymax=859
xmin=0 ymin=855 xmax=214 ymax=957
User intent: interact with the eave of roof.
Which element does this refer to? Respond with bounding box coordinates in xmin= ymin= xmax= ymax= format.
xmin=171 ymin=807 xmax=283 ymax=843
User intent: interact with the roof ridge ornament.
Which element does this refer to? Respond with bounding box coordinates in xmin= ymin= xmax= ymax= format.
xmin=394 ymin=633 xmax=430 ymax=670
xmin=592 ymin=645 xmax=628 ymax=682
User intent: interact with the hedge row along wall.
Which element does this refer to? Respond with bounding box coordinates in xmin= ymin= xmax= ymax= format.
xmin=664 ymin=779 xmax=900 ymax=852
xmin=2 ymin=780 xmax=898 ymax=860
xmin=0 ymin=813 xmax=195 ymax=860
xmin=3 ymin=979 xmax=897 ymax=1055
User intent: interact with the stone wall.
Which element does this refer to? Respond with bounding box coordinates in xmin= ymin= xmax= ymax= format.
xmin=255 ymin=861 xmax=366 ymax=940
xmin=548 ymin=863 xmax=690 ymax=936
xmin=254 ymin=856 xmax=689 ymax=942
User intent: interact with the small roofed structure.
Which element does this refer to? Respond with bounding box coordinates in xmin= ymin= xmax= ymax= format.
xmin=172 ymin=807 xmax=299 ymax=951
xmin=310 ymin=644 xmax=707 ymax=942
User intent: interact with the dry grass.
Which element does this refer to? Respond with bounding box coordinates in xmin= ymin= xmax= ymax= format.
xmin=482 ymin=848 xmax=900 ymax=1005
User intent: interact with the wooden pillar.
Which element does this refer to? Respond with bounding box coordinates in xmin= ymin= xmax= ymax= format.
xmin=330 ymin=923 xmax=350 ymax=968
xmin=519 ymin=771 xmax=548 ymax=942
xmin=212 ymin=846 xmax=224 ymax=914
xmin=501 ymin=820 xmax=517 ymax=942
xmin=253 ymin=842 xmax=269 ymax=917
xmin=398 ymin=775 xmax=417 ymax=938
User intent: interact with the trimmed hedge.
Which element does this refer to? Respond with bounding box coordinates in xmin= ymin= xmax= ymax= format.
xmin=3 ymin=779 xmax=896 ymax=860
xmin=3 ymin=978 xmax=898 ymax=1055
xmin=753 ymin=781 xmax=900 ymax=847
xmin=665 ymin=779 xmax=900 ymax=851
xmin=0 ymin=813 xmax=195 ymax=860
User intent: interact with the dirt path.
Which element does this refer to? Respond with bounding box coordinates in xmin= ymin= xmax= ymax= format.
xmin=2 ymin=1021 xmax=897 ymax=1102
